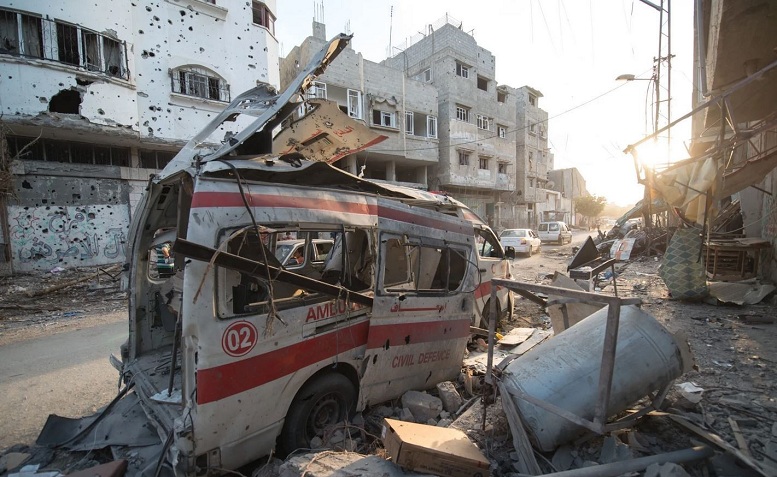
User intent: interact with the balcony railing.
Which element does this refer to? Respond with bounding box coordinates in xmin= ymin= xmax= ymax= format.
xmin=0 ymin=8 xmax=129 ymax=80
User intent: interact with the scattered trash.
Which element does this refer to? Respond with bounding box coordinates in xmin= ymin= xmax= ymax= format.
xmin=675 ymin=382 xmax=704 ymax=404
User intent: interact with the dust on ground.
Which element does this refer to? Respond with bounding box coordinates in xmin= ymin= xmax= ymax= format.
xmin=0 ymin=266 xmax=126 ymax=345
xmin=1 ymin=254 xmax=777 ymax=475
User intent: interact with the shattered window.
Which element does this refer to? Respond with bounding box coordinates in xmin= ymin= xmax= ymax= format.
xmin=0 ymin=9 xmax=126 ymax=77
xmin=0 ymin=10 xmax=43 ymax=57
xmin=172 ymin=67 xmax=230 ymax=102
xmin=455 ymin=61 xmax=469 ymax=78
xmin=252 ymin=1 xmax=276 ymax=35
xmin=427 ymin=116 xmax=437 ymax=139
xmin=217 ymin=228 xmax=373 ymax=318
xmin=372 ymin=109 xmax=396 ymax=128
xmin=405 ymin=111 xmax=414 ymax=135
xmin=381 ymin=236 xmax=468 ymax=294
xmin=56 ymin=22 xmax=79 ymax=65
xmin=347 ymin=89 xmax=362 ymax=119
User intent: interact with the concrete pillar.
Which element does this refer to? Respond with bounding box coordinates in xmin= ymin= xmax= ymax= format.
xmin=417 ymin=166 xmax=427 ymax=188
xmin=386 ymin=161 xmax=396 ymax=182
xmin=343 ymin=155 xmax=357 ymax=175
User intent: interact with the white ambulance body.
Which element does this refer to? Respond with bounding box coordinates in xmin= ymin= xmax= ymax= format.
xmin=119 ymin=34 xmax=483 ymax=474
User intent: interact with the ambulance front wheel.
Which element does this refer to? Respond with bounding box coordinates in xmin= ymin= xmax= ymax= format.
xmin=279 ymin=373 xmax=356 ymax=455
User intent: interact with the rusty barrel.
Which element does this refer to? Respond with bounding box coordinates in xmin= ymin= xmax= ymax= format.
xmin=502 ymin=305 xmax=690 ymax=452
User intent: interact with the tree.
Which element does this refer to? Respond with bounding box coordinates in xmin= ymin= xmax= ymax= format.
xmin=574 ymin=195 xmax=607 ymax=228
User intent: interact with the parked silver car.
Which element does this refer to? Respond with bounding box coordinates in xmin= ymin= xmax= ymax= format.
xmin=538 ymin=221 xmax=572 ymax=244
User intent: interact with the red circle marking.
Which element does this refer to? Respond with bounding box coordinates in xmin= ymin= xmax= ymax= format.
xmin=221 ymin=321 xmax=258 ymax=357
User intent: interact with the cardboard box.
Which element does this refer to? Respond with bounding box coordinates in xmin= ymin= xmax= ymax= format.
xmin=381 ymin=418 xmax=490 ymax=477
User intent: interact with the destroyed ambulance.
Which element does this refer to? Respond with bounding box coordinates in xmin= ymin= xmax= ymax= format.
xmin=116 ymin=34 xmax=513 ymax=474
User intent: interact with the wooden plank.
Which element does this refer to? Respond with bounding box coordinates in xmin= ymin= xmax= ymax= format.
xmin=649 ymin=411 xmax=768 ymax=477
xmin=511 ymin=329 xmax=552 ymax=355
xmin=728 ymin=417 xmax=753 ymax=458
xmin=498 ymin=327 xmax=535 ymax=346
xmin=498 ymin=381 xmax=542 ymax=475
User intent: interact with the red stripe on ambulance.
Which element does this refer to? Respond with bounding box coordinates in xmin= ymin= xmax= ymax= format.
xmin=196 ymin=318 xmax=471 ymax=405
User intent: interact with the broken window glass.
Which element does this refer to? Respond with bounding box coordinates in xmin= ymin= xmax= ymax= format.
xmin=103 ymin=37 xmax=122 ymax=77
xmin=217 ymin=228 xmax=370 ymax=318
xmin=82 ymin=30 xmax=99 ymax=71
xmin=56 ymin=22 xmax=79 ymax=65
xmin=172 ymin=67 xmax=229 ymax=101
xmin=0 ymin=10 xmax=18 ymax=54
xmin=381 ymin=237 xmax=467 ymax=294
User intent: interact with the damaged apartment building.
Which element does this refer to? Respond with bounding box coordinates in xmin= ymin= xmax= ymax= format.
xmin=0 ymin=0 xmax=279 ymax=274
xmin=282 ymin=14 xmax=557 ymax=231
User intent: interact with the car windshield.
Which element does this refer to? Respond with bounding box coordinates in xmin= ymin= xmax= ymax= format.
xmin=275 ymin=244 xmax=296 ymax=262
xmin=501 ymin=230 xmax=524 ymax=238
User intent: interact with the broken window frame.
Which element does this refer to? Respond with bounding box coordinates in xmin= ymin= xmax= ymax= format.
xmin=497 ymin=162 xmax=507 ymax=174
xmin=477 ymin=75 xmax=488 ymax=91
xmin=458 ymin=151 xmax=470 ymax=166
xmin=307 ymin=80 xmax=327 ymax=100
xmin=251 ymin=1 xmax=276 ymax=35
xmin=405 ymin=111 xmax=414 ymax=135
xmin=0 ymin=8 xmax=128 ymax=79
xmin=426 ymin=116 xmax=437 ymax=139
xmin=455 ymin=104 xmax=470 ymax=122
xmin=371 ymin=109 xmax=396 ymax=128
xmin=8 ymin=135 xmax=129 ymax=166
xmin=171 ymin=66 xmax=231 ymax=102
xmin=379 ymin=234 xmax=468 ymax=295
xmin=0 ymin=9 xmax=43 ymax=58
xmin=455 ymin=61 xmax=469 ymax=79
xmin=346 ymin=89 xmax=362 ymax=119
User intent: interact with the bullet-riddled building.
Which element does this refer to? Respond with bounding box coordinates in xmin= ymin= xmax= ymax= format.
xmin=0 ymin=0 xmax=279 ymax=273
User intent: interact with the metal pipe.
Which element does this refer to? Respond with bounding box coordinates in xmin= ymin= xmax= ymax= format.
xmin=527 ymin=446 xmax=713 ymax=477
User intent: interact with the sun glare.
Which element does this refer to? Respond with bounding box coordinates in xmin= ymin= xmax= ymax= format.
xmin=633 ymin=139 xmax=688 ymax=171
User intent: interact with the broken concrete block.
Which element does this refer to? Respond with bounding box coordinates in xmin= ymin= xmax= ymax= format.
xmin=278 ymin=452 xmax=418 ymax=477
xmin=327 ymin=429 xmax=345 ymax=445
xmin=437 ymin=418 xmax=452 ymax=427
xmin=644 ymin=462 xmax=691 ymax=477
xmin=440 ymin=410 xmax=451 ymax=420
xmin=352 ymin=412 xmax=365 ymax=428
xmin=401 ymin=390 xmax=442 ymax=422
xmin=772 ymin=422 xmax=777 ymax=437
xmin=309 ymin=436 xmax=323 ymax=449
xmin=551 ymin=445 xmax=575 ymax=471
xmin=426 ymin=418 xmax=438 ymax=426
xmin=599 ymin=436 xmax=633 ymax=464
xmin=370 ymin=405 xmax=394 ymax=418
xmin=436 ymin=381 xmax=464 ymax=413
xmin=399 ymin=407 xmax=414 ymax=422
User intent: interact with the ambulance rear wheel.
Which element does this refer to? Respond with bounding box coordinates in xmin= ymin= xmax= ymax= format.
xmin=280 ymin=373 xmax=356 ymax=455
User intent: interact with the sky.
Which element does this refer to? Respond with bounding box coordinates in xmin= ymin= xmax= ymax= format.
xmin=275 ymin=0 xmax=696 ymax=206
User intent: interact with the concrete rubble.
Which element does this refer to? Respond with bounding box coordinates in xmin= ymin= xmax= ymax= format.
xmin=2 ymin=244 xmax=777 ymax=477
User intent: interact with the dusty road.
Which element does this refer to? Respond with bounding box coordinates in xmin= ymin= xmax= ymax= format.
xmin=0 ymin=312 xmax=126 ymax=450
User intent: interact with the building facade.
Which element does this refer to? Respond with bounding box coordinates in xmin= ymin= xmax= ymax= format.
xmin=383 ymin=19 xmax=517 ymax=229
xmin=0 ymin=0 xmax=278 ymax=273
xmin=548 ymin=167 xmax=588 ymax=226
xmin=280 ymin=20 xmax=438 ymax=189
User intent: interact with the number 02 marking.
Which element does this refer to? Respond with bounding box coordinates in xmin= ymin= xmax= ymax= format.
xmin=221 ymin=321 xmax=258 ymax=357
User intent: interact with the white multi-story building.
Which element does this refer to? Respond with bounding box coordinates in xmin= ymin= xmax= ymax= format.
xmin=0 ymin=0 xmax=278 ymax=273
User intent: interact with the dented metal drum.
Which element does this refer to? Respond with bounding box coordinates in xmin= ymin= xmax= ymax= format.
xmin=502 ymin=305 xmax=688 ymax=452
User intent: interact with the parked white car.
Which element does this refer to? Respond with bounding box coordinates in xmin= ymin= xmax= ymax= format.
xmin=538 ymin=221 xmax=573 ymax=244
xmin=500 ymin=228 xmax=542 ymax=256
